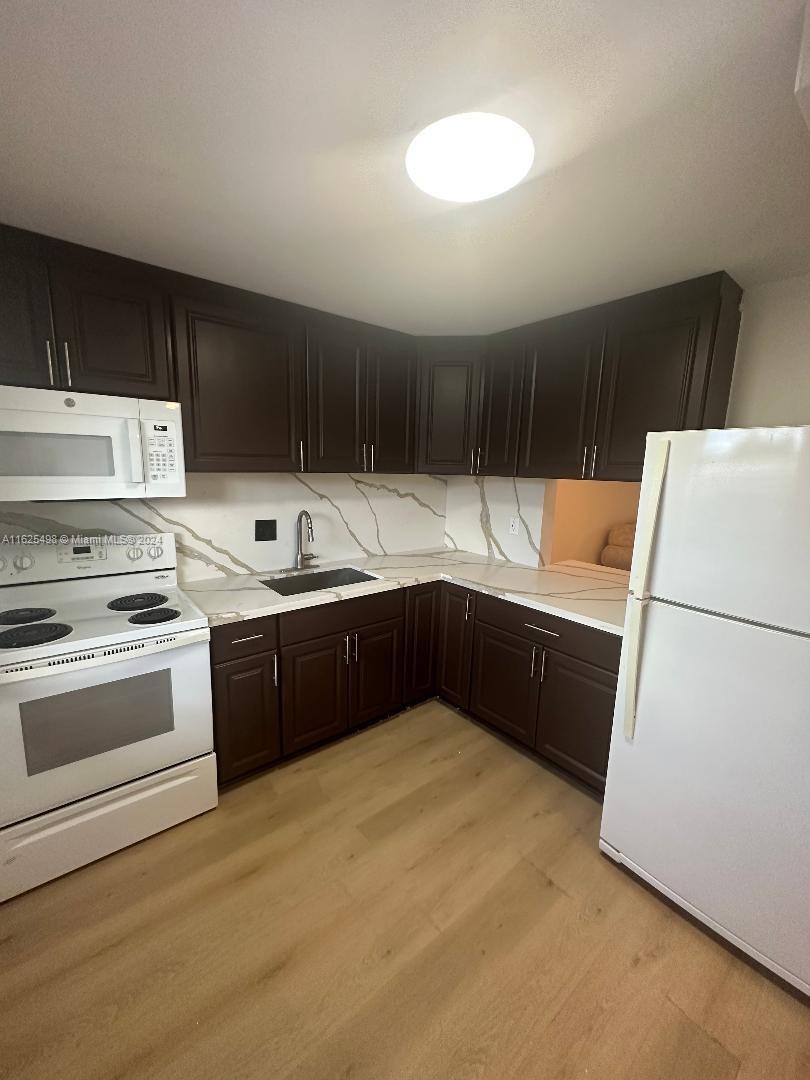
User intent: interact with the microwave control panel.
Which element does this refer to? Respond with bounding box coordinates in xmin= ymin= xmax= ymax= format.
xmin=144 ymin=421 xmax=179 ymax=483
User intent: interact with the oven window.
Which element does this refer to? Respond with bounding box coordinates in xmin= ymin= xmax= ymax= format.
xmin=0 ymin=431 xmax=115 ymax=476
xmin=20 ymin=669 xmax=175 ymax=776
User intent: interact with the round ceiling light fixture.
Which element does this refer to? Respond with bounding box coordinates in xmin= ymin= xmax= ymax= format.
xmin=405 ymin=112 xmax=534 ymax=203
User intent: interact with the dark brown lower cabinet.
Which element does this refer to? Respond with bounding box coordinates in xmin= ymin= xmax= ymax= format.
xmin=535 ymin=650 xmax=617 ymax=792
xmin=403 ymin=582 xmax=440 ymax=704
xmin=468 ymin=622 xmax=541 ymax=747
xmin=281 ymin=632 xmax=349 ymax=755
xmin=437 ymin=583 xmax=475 ymax=709
xmin=349 ymin=619 xmax=403 ymax=729
xmin=212 ymin=650 xmax=281 ymax=784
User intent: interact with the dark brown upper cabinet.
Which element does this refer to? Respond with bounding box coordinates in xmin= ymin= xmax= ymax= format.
xmin=475 ymin=333 xmax=524 ymax=476
xmin=0 ymin=238 xmax=56 ymax=389
xmin=416 ymin=338 xmax=483 ymax=474
xmin=517 ymin=312 xmax=604 ymax=480
xmin=49 ymin=261 xmax=173 ymax=400
xmin=306 ymin=319 xmax=366 ymax=472
xmin=592 ymin=273 xmax=742 ymax=481
xmin=366 ymin=331 xmax=418 ymax=473
xmin=173 ymin=294 xmax=305 ymax=472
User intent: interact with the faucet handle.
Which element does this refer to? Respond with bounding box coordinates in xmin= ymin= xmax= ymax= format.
xmin=302 ymin=553 xmax=318 ymax=563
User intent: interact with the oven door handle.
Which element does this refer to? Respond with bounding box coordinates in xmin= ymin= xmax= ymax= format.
xmin=0 ymin=627 xmax=211 ymax=686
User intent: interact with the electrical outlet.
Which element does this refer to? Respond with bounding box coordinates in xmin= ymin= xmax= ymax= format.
xmin=509 ymin=517 xmax=519 ymax=536
xmin=254 ymin=519 xmax=277 ymax=541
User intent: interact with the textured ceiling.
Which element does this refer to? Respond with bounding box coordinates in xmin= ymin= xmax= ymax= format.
xmin=1 ymin=0 xmax=809 ymax=334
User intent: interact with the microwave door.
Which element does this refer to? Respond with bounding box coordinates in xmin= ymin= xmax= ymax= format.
xmin=0 ymin=408 xmax=147 ymax=501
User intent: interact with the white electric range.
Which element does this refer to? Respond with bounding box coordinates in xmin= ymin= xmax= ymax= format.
xmin=0 ymin=533 xmax=217 ymax=901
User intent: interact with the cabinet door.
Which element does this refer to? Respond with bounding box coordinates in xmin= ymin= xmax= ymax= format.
xmin=417 ymin=341 xmax=481 ymax=474
xmin=306 ymin=321 xmax=366 ymax=472
xmin=49 ymin=262 xmax=172 ymax=399
xmin=349 ymin=618 xmax=403 ymax=729
xmin=403 ymin=582 xmax=440 ymax=704
xmin=592 ymin=290 xmax=719 ymax=481
xmin=0 ymin=245 xmax=56 ymax=389
xmin=212 ymin=650 xmax=281 ymax=783
xmin=477 ymin=336 xmax=523 ymax=476
xmin=436 ymin=583 xmax=475 ymax=709
xmin=535 ymin=650 xmax=617 ymax=791
xmin=281 ymin=632 xmax=349 ymax=754
xmin=366 ymin=333 xmax=417 ymax=473
xmin=174 ymin=296 xmax=304 ymax=471
xmin=518 ymin=314 xmax=602 ymax=479
xmin=469 ymin=622 xmax=541 ymax=747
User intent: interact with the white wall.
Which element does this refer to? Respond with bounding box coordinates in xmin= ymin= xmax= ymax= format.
xmin=727 ymin=273 xmax=810 ymax=428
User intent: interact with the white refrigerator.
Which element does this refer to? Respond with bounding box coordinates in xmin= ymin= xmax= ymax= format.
xmin=600 ymin=425 xmax=810 ymax=996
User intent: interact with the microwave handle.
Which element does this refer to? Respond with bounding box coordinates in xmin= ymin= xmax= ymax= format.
xmin=128 ymin=419 xmax=145 ymax=483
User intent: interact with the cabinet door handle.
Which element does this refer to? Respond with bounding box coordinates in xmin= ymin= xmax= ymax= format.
xmin=231 ymin=633 xmax=264 ymax=645
xmin=45 ymin=341 xmax=55 ymax=386
xmin=363 ymin=442 xmax=368 ymax=471
xmin=464 ymin=594 xmax=471 ymax=621
xmin=540 ymin=649 xmax=547 ymax=682
xmin=63 ymin=341 xmax=73 ymax=387
xmin=581 ymin=444 xmax=588 ymax=479
xmin=524 ymin=623 xmax=560 ymax=638
xmin=470 ymin=447 xmax=475 ymax=475
xmin=370 ymin=442 xmax=375 ymax=472
xmin=476 ymin=446 xmax=481 ymax=474
xmin=591 ymin=443 xmax=598 ymax=478
xmin=273 ymin=652 xmax=278 ymax=687
xmin=299 ymin=439 xmax=305 ymax=472
xmin=353 ymin=632 xmax=359 ymax=662
xmin=530 ymin=645 xmax=537 ymax=679
xmin=345 ymin=633 xmax=350 ymax=665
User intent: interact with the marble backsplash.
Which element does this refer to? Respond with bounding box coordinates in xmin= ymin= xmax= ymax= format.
xmin=0 ymin=472 xmax=545 ymax=582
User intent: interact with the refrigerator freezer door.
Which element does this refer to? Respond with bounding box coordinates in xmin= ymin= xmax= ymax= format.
xmin=642 ymin=426 xmax=810 ymax=634
xmin=601 ymin=600 xmax=810 ymax=993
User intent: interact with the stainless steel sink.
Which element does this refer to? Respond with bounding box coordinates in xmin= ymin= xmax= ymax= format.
xmin=260 ymin=567 xmax=377 ymax=596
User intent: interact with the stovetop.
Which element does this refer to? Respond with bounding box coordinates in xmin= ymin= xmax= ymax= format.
xmin=0 ymin=534 xmax=207 ymax=664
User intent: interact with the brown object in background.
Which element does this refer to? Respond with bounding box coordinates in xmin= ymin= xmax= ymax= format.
xmin=600 ymin=520 xmax=636 ymax=570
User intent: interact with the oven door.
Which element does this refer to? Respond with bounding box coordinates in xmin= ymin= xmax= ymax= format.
xmin=0 ymin=388 xmax=146 ymax=500
xmin=0 ymin=631 xmax=213 ymax=827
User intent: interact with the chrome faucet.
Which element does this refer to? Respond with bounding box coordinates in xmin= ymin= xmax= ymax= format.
xmin=293 ymin=509 xmax=317 ymax=570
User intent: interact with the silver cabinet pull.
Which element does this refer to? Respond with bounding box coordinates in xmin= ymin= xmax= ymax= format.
xmin=344 ymin=633 xmax=350 ymax=665
xmin=231 ymin=633 xmax=264 ymax=645
xmin=273 ymin=652 xmax=278 ymax=687
xmin=299 ymin=439 xmax=305 ymax=472
xmin=370 ymin=442 xmax=375 ymax=472
xmin=476 ymin=446 xmax=481 ymax=474
xmin=464 ymin=594 xmax=471 ymax=621
xmin=470 ymin=447 xmax=475 ymax=475
xmin=353 ymin=632 xmax=359 ymax=662
xmin=63 ymin=341 xmax=72 ymax=387
xmin=591 ymin=443 xmax=598 ymax=478
xmin=524 ymin=623 xmax=560 ymax=638
xmin=530 ymin=645 xmax=537 ymax=679
xmin=363 ymin=442 xmax=368 ymax=471
xmin=540 ymin=649 xmax=547 ymax=682
xmin=581 ymin=445 xmax=588 ymax=479
xmin=45 ymin=341 xmax=55 ymax=386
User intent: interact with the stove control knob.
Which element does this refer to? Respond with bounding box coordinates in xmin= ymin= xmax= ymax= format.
xmin=126 ymin=547 xmax=144 ymax=561
xmin=147 ymin=545 xmax=164 ymax=560
xmin=13 ymin=554 xmax=34 ymax=571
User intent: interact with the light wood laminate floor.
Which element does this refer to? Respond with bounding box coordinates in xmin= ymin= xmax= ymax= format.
xmin=1 ymin=702 xmax=808 ymax=1080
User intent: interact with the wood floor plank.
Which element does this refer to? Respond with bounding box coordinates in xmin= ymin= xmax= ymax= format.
xmin=0 ymin=702 xmax=806 ymax=1080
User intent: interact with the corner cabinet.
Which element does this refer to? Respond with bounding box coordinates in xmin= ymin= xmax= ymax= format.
xmin=476 ymin=334 xmax=524 ymax=476
xmin=403 ymin=582 xmax=441 ymax=704
xmin=436 ymin=583 xmax=476 ymax=708
xmin=173 ymin=294 xmax=305 ymax=471
xmin=416 ymin=339 xmax=482 ymax=474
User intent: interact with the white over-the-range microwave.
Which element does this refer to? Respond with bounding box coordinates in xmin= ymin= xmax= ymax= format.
xmin=0 ymin=385 xmax=186 ymax=501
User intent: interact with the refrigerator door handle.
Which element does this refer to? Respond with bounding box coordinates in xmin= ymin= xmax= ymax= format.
xmin=629 ymin=436 xmax=671 ymax=599
xmin=622 ymin=596 xmax=648 ymax=740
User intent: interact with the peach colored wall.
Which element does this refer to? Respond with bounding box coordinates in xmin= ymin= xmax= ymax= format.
xmin=541 ymin=479 xmax=641 ymax=566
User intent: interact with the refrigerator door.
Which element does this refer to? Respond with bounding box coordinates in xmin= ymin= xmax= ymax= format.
xmin=638 ymin=426 xmax=810 ymax=634
xmin=601 ymin=600 xmax=810 ymax=994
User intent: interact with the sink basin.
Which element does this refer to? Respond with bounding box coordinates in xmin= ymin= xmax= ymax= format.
xmin=260 ymin=567 xmax=377 ymax=596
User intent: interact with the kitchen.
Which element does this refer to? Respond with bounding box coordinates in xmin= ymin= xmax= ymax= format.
xmin=2 ymin=2 xmax=810 ymax=1078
